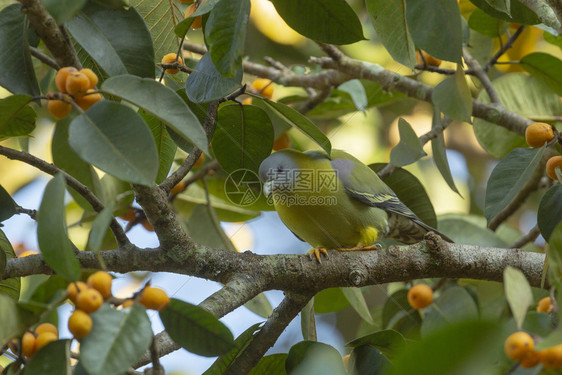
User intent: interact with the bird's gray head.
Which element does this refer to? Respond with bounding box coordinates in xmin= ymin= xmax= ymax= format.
xmin=258 ymin=149 xmax=301 ymax=197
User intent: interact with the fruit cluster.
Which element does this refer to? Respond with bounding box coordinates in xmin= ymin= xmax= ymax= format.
xmin=12 ymin=323 xmax=59 ymax=359
xmin=183 ymin=1 xmax=202 ymax=29
xmin=525 ymin=122 xmax=562 ymax=180
xmin=504 ymin=331 xmax=562 ymax=369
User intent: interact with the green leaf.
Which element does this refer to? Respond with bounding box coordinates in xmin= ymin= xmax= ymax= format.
xmin=341 ymin=287 xmax=373 ymax=325
xmin=348 ymin=345 xmax=390 ymax=375
xmin=205 ymin=0 xmax=250 ymax=77
xmin=390 ymin=118 xmax=425 ymax=167
xmin=337 ymin=80 xmax=367 ymax=112
xmin=406 ymin=0 xmax=462 ymax=62
xmin=42 ymin=0 xmax=87 ymax=24
xmin=37 ymin=174 xmax=81 ymax=281
xmin=483 ymin=0 xmax=510 ymax=15
xmin=67 ymin=2 xmax=154 ymax=78
xmin=301 ymin=299 xmax=316 ymax=341
xmin=468 ymin=8 xmax=508 ymax=37
xmin=438 ymin=215 xmax=509 ymax=247
xmin=431 ymin=66 xmax=473 ymax=122
xmin=253 ymin=98 xmax=331 ymax=155
xmin=286 ymin=341 xmax=346 ymax=375
xmin=159 ymin=298 xmax=234 ymax=356
xmin=535 ymin=329 xmax=562 ymax=350
xmin=366 ymin=0 xmax=416 ymax=69
xmin=248 ymin=354 xmax=287 ymax=375
xmin=547 ymin=222 xmax=562 ymax=282
xmin=314 ymin=288 xmax=349 ymax=313
xmin=23 ymin=339 xmax=72 ymax=375
xmin=80 ymin=304 xmax=152 ymax=375
xmin=185 ymin=53 xmax=243 ymax=103
xmin=28 ymin=276 xmax=67 ymax=305
xmin=470 ymin=0 xmax=540 ymax=24
xmin=0 ymin=4 xmax=40 ymax=96
xmin=69 ymin=101 xmax=159 ymax=186
xmin=520 ymin=52 xmax=562 ymax=96
xmin=102 ymin=75 xmax=208 ymax=154
xmin=203 ymin=323 xmax=262 ymax=375
xmin=473 ymin=73 xmax=562 ymax=158
xmin=369 ymin=163 xmax=437 ymax=228
xmin=0 ymin=184 xmax=17 ymax=222
xmin=186 ymin=205 xmax=237 ymax=249
xmin=270 ymin=0 xmax=365 ymax=45
xmin=0 ymin=95 xmax=36 ymax=138
xmin=212 ymin=104 xmax=273 ymax=174
xmin=484 ymin=147 xmax=545 ymax=224
xmin=141 ymin=112 xmax=177 ymax=184
xmin=0 ymin=294 xmax=31 ymax=347
xmin=538 ymin=185 xmax=562 ymax=241
xmin=87 ymin=202 xmax=115 ymax=253
xmin=431 ymin=112 xmax=460 ymax=196
xmin=0 ymin=230 xmax=20 ymax=300
xmin=504 ymin=266 xmax=533 ymax=329
xmin=544 ymin=31 xmax=562 ymax=49
xmin=346 ymin=329 xmax=406 ymax=359
xmin=389 ymin=320 xmax=503 ymax=375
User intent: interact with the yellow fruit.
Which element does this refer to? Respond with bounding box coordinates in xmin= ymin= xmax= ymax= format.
xmin=118 ymin=207 xmax=136 ymax=222
xmin=68 ymin=310 xmax=93 ymax=339
xmin=67 ymin=281 xmax=89 ymax=304
xmin=251 ymin=78 xmax=274 ymax=99
xmin=21 ymin=332 xmax=36 ymax=358
xmin=504 ymin=331 xmax=534 ymax=360
xmin=537 ymin=296 xmax=553 ymax=313
xmin=79 ymin=68 xmax=98 ymax=89
xmin=65 ymin=72 xmax=91 ymax=96
xmin=242 ymin=97 xmax=253 ymax=105
xmin=47 ymin=99 xmax=72 ymax=120
xmin=273 ymin=133 xmax=291 ymax=151
xmin=519 ymin=350 xmax=540 ymax=368
xmin=87 ymin=271 xmax=113 ymax=299
xmin=122 ymin=299 xmax=135 ymax=308
xmin=35 ymin=332 xmax=57 ymax=352
xmin=407 ymin=284 xmax=433 ymax=309
xmin=141 ymin=219 xmax=154 ymax=232
xmin=170 ymin=180 xmax=185 ymax=195
xmin=75 ymin=89 xmax=103 ymax=111
xmin=55 ymin=67 xmax=78 ymax=92
xmin=416 ymin=50 xmax=442 ymax=67
xmin=184 ymin=3 xmax=202 ymax=29
xmin=538 ymin=344 xmax=562 ymax=369
xmin=139 ymin=286 xmax=170 ymax=311
xmin=161 ymin=53 xmax=183 ymax=74
xmin=75 ymin=288 xmax=104 ymax=313
xmin=525 ymin=122 xmax=554 ymax=147
xmin=35 ymin=323 xmax=58 ymax=338
xmin=546 ymin=156 xmax=562 ymax=180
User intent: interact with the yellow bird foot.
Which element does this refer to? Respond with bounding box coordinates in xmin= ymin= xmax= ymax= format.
xmin=336 ymin=243 xmax=382 ymax=252
xmin=308 ymin=247 xmax=328 ymax=263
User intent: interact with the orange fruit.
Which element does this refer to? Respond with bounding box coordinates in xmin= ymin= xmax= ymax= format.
xmin=416 ymin=50 xmax=442 ymax=67
xmin=68 ymin=310 xmax=93 ymax=339
xmin=87 ymin=271 xmax=113 ymax=299
xmin=161 ymin=53 xmax=183 ymax=74
xmin=75 ymin=288 xmax=104 ymax=313
xmin=35 ymin=323 xmax=58 ymax=337
xmin=519 ymin=350 xmax=540 ymax=368
xmin=79 ymin=68 xmax=98 ymax=89
xmin=525 ymin=122 xmax=554 ymax=147
xmin=118 ymin=207 xmax=136 ymax=222
xmin=242 ymin=97 xmax=252 ymax=105
xmin=170 ymin=180 xmax=186 ymax=195
xmin=273 ymin=133 xmax=291 ymax=151
xmin=65 ymin=72 xmax=91 ymax=96
xmin=67 ymin=281 xmax=89 ymax=303
xmin=407 ymin=284 xmax=433 ymax=309
xmin=251 ymin=78 xmax=274 ymax=99
xmin=141 ymin=219 xmax=154 ymax=232
xmin=537 ymin=296 xmax=553 ymax=313
xmin=538 ymin=344 xmax=562 ymax=369
xmin=35 ymin=332 xmax=57 ymax=352
xmin=75 ymin=89 xmax=103 ymax=111
xmin=122 ymin=299 xmax=135 ymax=308
xmin=504 ymin=331 xmax=534 ymax=360
xmin=21 ymin=332 xmax=37 ymax=358
xmin=546 ymin=156 xmax=562 ymax=180
xmin=47 ymin=99 xmax=72 ymax=120
xmin=139 ymin=286 xmax=170 ymax=311
xmin=184 ymin=3 xmax=202 ymax=29
xmin=55 ymin=67 xmax=78 ymax=92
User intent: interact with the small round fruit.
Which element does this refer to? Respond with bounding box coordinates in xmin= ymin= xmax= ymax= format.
xmin=21 ymin=332 xmax=36 ymax=358
xmin=55 ymin=67 xmax=78 ymax=92
xmin=75 ymin=90 xmax=103 ymax=111
xmin=170 ymin=180 xmax=185 ymax=195
xmin=65 ymin=72 xmax=91 ymax=96
xmin=141 ymin=219 xmax=154 ymax=232
xmin=504 ymin=331 xmax=534 ymax=360
xmin=161 ymin=53 xmax=183 ymax=74
xmin=75 ymin=288 xmax=104 ymax=313
xmin=47 ymin=99 xmax=72 ymax=120
xmin=407 ymin=284 xmax=433 ymax=309
xmin=538 ymin=344 xmax=562 ymax=369
xmin=546 ymin=156 xmax=562 ymax=180
xmin=35 ymin=323 xmax=58 ymax=337
xmin=79 ymin=68 xmax=98 ymax=89
xmin=416 ymin=50 xmax=442 ymax=67
xmin=537 ymin=296 xmax=553 ymax=313
xmin=273 ymin=133 xmax=291 ymax=151
xmin=139 ymin=286 xmax=170 ymax=311
xmin=35 ymin=332 xmax=57 ymax=352
xmin=525 ymin=122 xmax=554 ymax=147
xmin=242 ymin=97 xmax=252 ymax=105
xmin=519 ymin=350 xmax=540 ymax=368
xmin=184 ymin=3 xmax=202 ymax=29
xmin=118 ymin=207 xmax=136 ymax=222
xmin=251 ymin=78 xmax=274 ymax=99
xmin=67 ymin=281 xmax=89 ymax=304
xmin=68 ymin=310 xmax=93 ymax=339
xmin=193 ymin=153 xmax=205 ymax=168
xmin=122 ymin=299 xmax=135 ymax=308
xmin=87 ymin=271 xmax=113 ymax=299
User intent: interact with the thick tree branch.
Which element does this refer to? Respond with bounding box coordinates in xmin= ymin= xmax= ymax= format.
xmin=545 ymin=0 xmax=562 ymax=26
xmin=519 ymin=0 xmax=562 ymax=33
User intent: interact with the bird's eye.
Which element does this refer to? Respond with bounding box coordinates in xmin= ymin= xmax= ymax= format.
xmin=276 ymin=166 xmax=284 ymax=173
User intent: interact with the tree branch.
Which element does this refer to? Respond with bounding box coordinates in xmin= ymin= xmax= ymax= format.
xmin=484 ymin=26 xmax=526 ymax=71
xmin=519 ymin=0 xmax=562 ymax=33
xmin=463 ymin=48 xmax=501 ymax=105
xmin=29 ymin=47 xmax=59 ymax=70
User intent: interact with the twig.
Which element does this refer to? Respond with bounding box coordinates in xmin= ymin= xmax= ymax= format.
xmin=15 ymin=206 xmax=37 ymax=220
xmin=264 ymin=56 xmax=291 ymax=72
xmin=29 ymin=47 xmax=59 ymax=70
xmin=484 ymin=26 xmax=526 ymax=71
xmin=157 ymin=62 xmax=193 ymax=74
xmin=463 ymin=48 xmax=501 ymax=105
xmin=149 ymin=337 xmax=164 ymax=375
xmin=299 ymin=88 xmax=332 ymax=114
xmin=415 ymin=65 xmax=477 ymax=76
xmin=511 ymin=225 xmax=541 ymax=248
xmin=168 ymin=160 xmax=220 ymax=202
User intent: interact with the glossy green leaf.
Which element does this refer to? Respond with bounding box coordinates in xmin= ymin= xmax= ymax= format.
xmin=0 ymin=5 xmax=39 ymax=96
xmin=538 ymin=184 xmax=562 ymax=241
xmin=406 ymin=0 xmax=462 ymax=62
xmin=205 ymin=0 xmax=250 ymax=77
xmin=432 ymin=67 xmax=473 ymax=122
xmin=483 ymin=0 xmax=510 ymax=15
xmin=0 ymin=95 xmax=36 ymax=138
xmin=253 ymin=98 xmax=331 ymax=155
xmin=37 ymin=174 xmax=81 ymax=281
xmin=159 ymin=298 xmax=234 ymax=356
xmin=504 ymin=266 xmax=532 ymax=329
xmin=0 ymin=230 xmax=20 ymax=300
xmin=520 ymin=52 xmax=562 ymax=96
xmin=341 ymin=287 xmax=373 ymax=325
xmin=438 ymin=215 xmax=509 ymax=247
xmin=212 ymin=104 xmax=273 ymax=174
xmin=141 ymin=112 xmax=177 ymax=184
xmin=80 ymin=304 xmax=152 ymax=375
xmin=370 ymin=163 xmax=437 ymax=228
xmin=203 ymin=323 xmax=262 ymax=375
xmin=286 ymin=341 xmax=346 ymax=374
xmin=348 ymin=345 xmax=390 ymax=375
xmin=185 ymin=53 xmax=243 ymax=103
xmin=67 ymin=2 xmax=154 ymax=78
xmin=431 ymin=113 xmax=460 ymax=195
xmin=270 ymin=0 xmax=365 ymax=45
xmin=87 ymin=202 xmax=115 ymax=253
xmin=0 ymin=184 xmax=17 ymax=222
xmin=42 ymin=0 xmax=87 ymax=24
xmin=366 ymin=0 xmax=415 ymax=69
xmin=0 ymin=294 xmax=30 ymax=347
xmin=347 ymin=329 xmax=406 ymax=359
xmin=69 ymin=101 xmax=159 ymax=186
xmin=248 ymin=354 xmax=287 ymax=375
xmin=390 ymin=118 xmax=425 ymax=167
xmin=421 ymin=287 xmax=479 ymax=337
xmin=470 ymin=0 xmax=539 ymax=24
xmin=23 ymin=339 xmax=71 ymax=375
xmin=314 ymin=288 xmax=349 ymax=313
xmin=484 ymin=147 xmax=545 ymax=224
xmin=473 ymin=73 xmax=562 ymax=158
xmin=102 ymin=75 xmax=208 ymax=154
xmin=27 ymin=276 xmax=67 ymax=305
xmin=337 ymin=80 xmax=367 ymax=112
xmin=468 ymin=8 xmax=507 ymax=37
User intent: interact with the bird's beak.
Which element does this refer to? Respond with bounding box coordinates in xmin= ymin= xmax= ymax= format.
xmin=263 ymin=180 xmax=274 ymax=198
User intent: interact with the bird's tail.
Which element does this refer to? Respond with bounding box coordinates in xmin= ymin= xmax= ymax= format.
xmin=386 ymin=212 xmax=454 ymax=244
